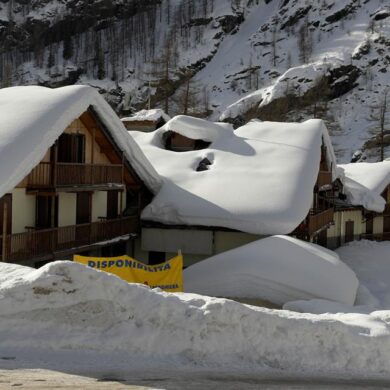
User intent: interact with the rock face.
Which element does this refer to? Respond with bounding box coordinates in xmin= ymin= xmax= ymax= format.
xmin=0 ymin=0 xmax=389 ymax=162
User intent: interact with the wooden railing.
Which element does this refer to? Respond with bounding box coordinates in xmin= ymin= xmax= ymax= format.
xmin=316 ymin=171 xmax=332 ymax=188
xmin=307 ymin=208 xmax=334 ymax=235
xmin=0 ymin=216 xmax=138 ymax=263
xmin=361 ymin=232 xmax=390 ymax=241
xmin=27 ymin=162 xmax=123 ymax=187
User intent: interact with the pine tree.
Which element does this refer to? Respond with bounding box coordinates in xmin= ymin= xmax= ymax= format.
xmin=94 ymin=38 xmax=105 ymax=80
xmin=63 ymin=36 xmax=73 ymax=61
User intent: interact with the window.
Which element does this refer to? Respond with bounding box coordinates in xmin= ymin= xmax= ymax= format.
xmin=102 ymin=242 xmax=126 ymax=257
xmin=57 ymin=133 xmax=85 ymax=163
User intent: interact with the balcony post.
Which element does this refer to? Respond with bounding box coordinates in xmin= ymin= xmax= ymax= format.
xmin=2 ymin=202 xmax=7 ymax=262
xmin=91 ymin=128 xmax=95 ymax=185
xmin=52 ymin=142 xmax=58 ymax=187
xmin=121 ymin=151 xmax=125 ymax=185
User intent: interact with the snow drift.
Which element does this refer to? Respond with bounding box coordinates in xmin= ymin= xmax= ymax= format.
xmin=337 ymin=240 xmax=390 ymax=309
xmin=184 ymin=235 xmax=359 ymax=306
xmin=0 ymin=260 xmax=389 ymax=378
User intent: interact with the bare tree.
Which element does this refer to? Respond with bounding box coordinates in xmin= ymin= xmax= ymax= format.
xmin=173 ymin=71 xmax=202 ymax=116
xmin=270 ymin=17 xmax=279 ymax=67
xmin=298 ymin=18 xmax=312 ymax=64
xmin=369 ymin=89 xmax=390 ymax=161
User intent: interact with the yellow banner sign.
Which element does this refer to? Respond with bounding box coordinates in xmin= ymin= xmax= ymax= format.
xmin=74 ymin=254 xmax=183 ymax=292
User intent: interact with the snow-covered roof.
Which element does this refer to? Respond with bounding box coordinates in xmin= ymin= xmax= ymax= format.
xmin=339 ymin=162 xmax=390 ymax=212
xmin=121 ymin=109 xmax=170 ymax=123
xmin=162 ymin=115 xmax=233 ymax=143
xmin=184 ymin=235 xmax=358 ymax=305
xmin=0 ymin=86 xmax=162 ymax=198
xmin=132 ymin=117 xmax=337 ymax=235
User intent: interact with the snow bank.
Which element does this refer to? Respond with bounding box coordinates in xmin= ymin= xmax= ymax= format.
xmin=283 ymin=299 xmax=373 ymax=315
xmin=134 ymin=118 xmax=329 ymax=235
xmin=339 ymin=162 xmax=390 ymax=212
xmin=184 ymin=236 xmax=358 ymax=306
xmin=0 ymin=86 xmax=162 ymax=199
xmin=0 ymin=260 xmax=389 ymax=377
xmin=121 ymin=108 xmax=170 ymax=123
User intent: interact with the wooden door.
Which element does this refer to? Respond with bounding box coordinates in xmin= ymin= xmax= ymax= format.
xmin=0 ymin=194 xmax=12 ymax=235
xmin=384 ymin=216 xmax=390 ymax=233
xmin=76 ymin=193 xmax=91 ymax=225
xmin=317 ymin=229 xmax=327 ymax=247
xmin=345 ymin=221 xmax=354 ymax=243
xmin=107 ymin=191 xmax=119 ymax=220
xmin=366 ymin=217 xmax=373 ymax=235
xmin=36 ymin=196 xmax=58 ymax=229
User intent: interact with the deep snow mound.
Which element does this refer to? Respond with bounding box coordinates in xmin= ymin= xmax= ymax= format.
xmin=337 ymin=240 xmax=390 ymax=309
xmin=0 ymin=261 xmax=389 ymax=377
xmin=184 ymin=235 xmax=359 ymax=306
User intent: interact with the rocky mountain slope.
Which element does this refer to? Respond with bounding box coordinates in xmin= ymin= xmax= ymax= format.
xmin=0 ymin=0 xmax=389 ymax=162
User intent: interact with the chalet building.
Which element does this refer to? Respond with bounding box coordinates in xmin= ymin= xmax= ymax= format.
xmin=121 ymin=109 xmax=170 ymax=132
xmin=326 ymin=162 xmax=390 ymax=248
xmin=132 ymin=116 xmax=339 ymax=267
xmin=293 ymin=143 xmax=335 ymax=247
xmin=0 ymin=86 xmax=161 ymax=267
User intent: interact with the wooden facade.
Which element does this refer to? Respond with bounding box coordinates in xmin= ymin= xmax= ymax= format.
xmin=122 ymin=118 xmax=166 ymax=132
xmin=164 ymin=131 xmax=211 ymax=152
xmin=0 ymin=107 xmax=149 ymax=266
xmin=293 ymin=144 xmax=335 ymax=242
xmin=326 ymin=184 xmax=390 ymax=248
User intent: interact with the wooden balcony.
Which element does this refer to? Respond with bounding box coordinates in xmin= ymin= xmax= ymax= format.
xmin=27 ymin=162 xmax=123 ymax=189
xmin=307 ymin=208 xmax=334 ymax=235
xmin=0 ymin=216 xmax=138 ymax=263
xmin=316 ymin=171 xmax=332 ymax=188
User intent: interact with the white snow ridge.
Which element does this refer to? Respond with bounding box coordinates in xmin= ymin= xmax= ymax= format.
xmin=0 ymin=261 xmax=389 ymax=378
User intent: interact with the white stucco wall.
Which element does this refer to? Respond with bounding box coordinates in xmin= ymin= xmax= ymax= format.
xmin=58 ymin=193 xmax=76 ymax=227
xmin=11 ymin=189 xmax=35 ymax=234
xmin=214 ymin=231 xmax=262 ymax=253
xmin=92 ymin=191 xmax=107 ymax=222
xmin=327 ymin=210 xmax=364 ymax=247
xmin=136 ymin=228 xmax=264 ymax=267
